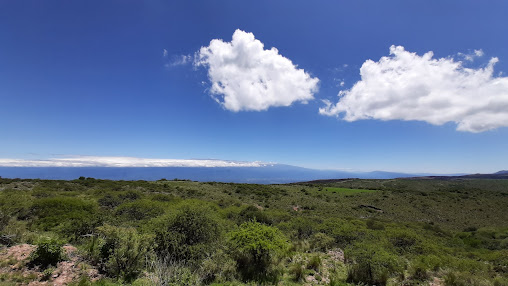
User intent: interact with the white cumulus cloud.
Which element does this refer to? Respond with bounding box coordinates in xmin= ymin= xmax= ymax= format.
xmin=319 ymin=45 xmax=508 ymax=133
xmin=0 ymin=156 xmax=270 ymax=168
xmin=195 ymin=29 xmax=319 ymax=111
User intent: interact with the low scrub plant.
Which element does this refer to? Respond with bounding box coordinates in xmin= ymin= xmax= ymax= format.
xmin=96 ymin=225 xmax=153 ymax=282
xmin=29 ymin=237 xmax=64 ymax=268
xmin=228 ymin=221 xmax=289 ymax=283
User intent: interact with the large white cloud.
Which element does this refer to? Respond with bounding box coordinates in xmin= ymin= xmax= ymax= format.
xmin=195 ymin=29 xmax=319 ymax=111
xmin=319 ymin=45 xmax=508 ymax=132
xmin=0 ymin=156 xmax=269 ymax=167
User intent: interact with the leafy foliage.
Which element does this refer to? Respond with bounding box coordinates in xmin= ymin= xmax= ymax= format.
xmin=228 ymin=221 xmax=289 ymax=283
xmin=96 ymin=225 xmax=153 ymax=282
xmin=29 ymin=237 xmax=64 ymax=268
xmin=154 ymin=204 xmax=222 ymax=263
xmin=346 ymin=241 xmax=405 ymax=286
xmin=0 ymin=177 xmax=507 ymax=284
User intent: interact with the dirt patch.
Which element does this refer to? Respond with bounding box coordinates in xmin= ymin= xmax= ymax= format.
xmin=429 ymin=277 xmax=444 ymax=286
xmin=1 ymin=244 xmax=35 ymax=263
xmin=0 ymin=243 xmax=101 ymax=285
xmin=327 ymin=248 xmax=344 ymax=263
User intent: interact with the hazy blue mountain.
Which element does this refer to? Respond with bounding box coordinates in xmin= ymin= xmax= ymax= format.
xmin=0 ymin=165 xmax=464 ymax=184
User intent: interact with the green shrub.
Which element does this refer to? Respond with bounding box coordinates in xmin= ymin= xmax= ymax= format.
xmin=29 ymin=237 xmax=64 ymax=268
xmin=307 ymin=254 xmax=322 ymax=272
xmin=96 ymin=225 xmax=153 ymax=282
xmin=237 ymin=205 xmax=272 ymax=225
xmin=309 ymin=232 xmax=335 ymax=251
xmin=198 ymin=250 xmax=236 ymax=284
xmin=387 ymin=229 xmax=422 ymax=255
xmin=444 ymin=271 xmax=492 ymax=286
xmin=154 ymin=204 xmax=222 ymax=263
xmin=30 ymin=197 xmax=100 ymax=240
xmin=291 ymin=217 xmax=316 ymax=239
xmin=0 ymin=210 xmax=9 ymax=232
xmin=228 ymin=221 xmax=289 ymax=283
xmin=148 ymin=258 xmax=201 ymax=286
xmin=115 ymin=200 xmax=164 ymax=221
xmin=320 ymin=218 xmax=366 ymax=247
xmin=366 ymin=219 xmax=385 ymax=230
xmin=289 ymin=259 xmax=306 ymax=282
xmin=346 ymin=242 xmax=405 ymax=286
xmin=98 ymin=194 xmax=121 ymax=209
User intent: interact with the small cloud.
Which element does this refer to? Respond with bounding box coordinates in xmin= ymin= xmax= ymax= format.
xmin=194 ymin=29 xmax=319 ymax=112
xmin=170 ymin=54 xmax=192 ymax=67
xmin=320 ymin=45 xmax=508 ymax=133
xmin=458 ymin=49 xmax=484 ymax=61
xmin=163 ymin=49 xmax=168 ymax=58
xmin=340 ymin=81 xmax=345 ymax=87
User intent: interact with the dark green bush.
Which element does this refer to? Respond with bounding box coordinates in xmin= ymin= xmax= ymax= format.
xmin=30 ymin=197 xmax=100 ymax=240
xmin=98 ymin=194 xmax=121 ymax=209
xmin=115 ymin=200 xmax=164 ymax=221
xmin=366 ymin=219 xmax=385 ymax=230
xmin=237 ymin=205 xmax=272 ymax=225
xmin=307 ymin=254 xmax=322 ymax=272
xmin=309 ymin=232 xmax=335 ymax=251
xmin=154 ymin=204 xmax=222 ymax=263
xmin=228 ymin=221 xmax=289 ymax=283
xmin=387 ymin=229 xmax=422 ymax=255
xmin=289 ymin=260 xmax=306 ymax=282
xmin=0 ymin=210 xmax=9 ymax=232
xmin=320 ymin=218 xmax=366 ymax=247
xmin=346 ymin=241 xmax=405 ymax=286
xmin=96 ymin=225 xmax=153 ymax=282
xmin=29 ymin=237 xmax=64 ymax=268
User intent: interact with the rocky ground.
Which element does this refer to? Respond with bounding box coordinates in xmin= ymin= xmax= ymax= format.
xmin=0 ymin=243 xmax=101 ymax=285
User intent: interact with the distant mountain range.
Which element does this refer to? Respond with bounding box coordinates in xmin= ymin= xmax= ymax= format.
xmin=0 ymin=164 xmax=490 ymax=184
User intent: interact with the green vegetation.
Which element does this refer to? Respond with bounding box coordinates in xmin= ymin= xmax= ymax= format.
xmin=28 ymin=237 xmax=64 ymax=268
xmin=324 ymin=187 xmax=377 ymax=195
xmin=0 ymin=177 xmax=507 ymax=285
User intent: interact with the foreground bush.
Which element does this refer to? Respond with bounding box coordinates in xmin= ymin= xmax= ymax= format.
xmin=96 ymin=225 xmax=153 ymax=282
xmin=346 ymin=241 xmax=405 ymax=286
xmin=228 ymin=221 xmax=289 ymax=283
xmin=154 ymin=205 xmax=222 ymax=263
xmin=29 ymin=237 xmax=64 ymax=268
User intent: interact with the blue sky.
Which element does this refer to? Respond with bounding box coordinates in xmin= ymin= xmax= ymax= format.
xmin=1 ymin=1 xmax=508 ymax=173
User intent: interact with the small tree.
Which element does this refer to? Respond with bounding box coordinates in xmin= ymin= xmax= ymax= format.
xmin=228 ymin=221 xmax=289 ymax=283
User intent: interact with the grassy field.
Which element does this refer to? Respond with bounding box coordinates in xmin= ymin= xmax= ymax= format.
xmin=0 ymin=177 xmax=507 ymax=285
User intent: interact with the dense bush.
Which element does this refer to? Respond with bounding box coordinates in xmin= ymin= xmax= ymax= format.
xmin=114 ymin=200 xmax=164 ymax=221
xmin=228 ymin=221 xmax=289 ymax=283
xmin=309 ymin=232 xmax=335 ymax=251
xmin=30 ymin=197 xmax=100 ymax=240
xmin=346 ymin=241 xmax=405 ymax=286
xmin=320 ymin=218 xmax=366 ymax=247
xmin=96 ymin=225 xmax=153 ymax=282
xmin=154 ymin=204 xmax=222 ymax=263
xmin=237 ymin=205 xmax=272 ymax=225
xmin=29 ymin=237 xmax=64 ymax=268
xmin=0 ymin=210 xmax=9 ymax=232
xmin=288 ymin=259 xmax=306 ymax=282
xmin=387 ymin=228 xmax=423 ymax=255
